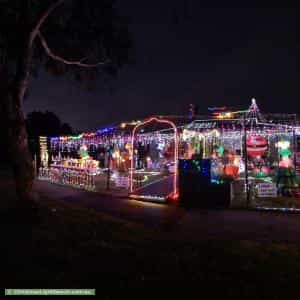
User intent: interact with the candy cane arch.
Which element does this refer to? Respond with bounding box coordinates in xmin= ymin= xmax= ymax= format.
xmin=129 ymin=117 xmax=179 ymax=199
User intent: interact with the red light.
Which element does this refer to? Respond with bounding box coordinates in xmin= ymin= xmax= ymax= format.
xmin=167 ymin=192 xmax=179 ymax=202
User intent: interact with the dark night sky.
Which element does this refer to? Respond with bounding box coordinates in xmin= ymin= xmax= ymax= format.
xmin=24 ymin=2 xmax=300 ymax=131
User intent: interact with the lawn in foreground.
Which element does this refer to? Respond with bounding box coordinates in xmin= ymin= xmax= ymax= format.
xmin=1 ymin=180 xmax=300 ymax=298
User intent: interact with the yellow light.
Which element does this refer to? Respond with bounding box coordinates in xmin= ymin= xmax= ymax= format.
xmin=216 ymin=112 xmax=233 ymax=119
xmin=112 ymin=150 xmax=120 ymax=159
xmin=233 ymin=156 xmax=240 ymax=166
xmin=277 ymin=141 xmax=290 ymax=149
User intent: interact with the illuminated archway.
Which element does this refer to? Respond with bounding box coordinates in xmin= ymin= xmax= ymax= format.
xmin=129 ymin=117 xmax=178 ymax=200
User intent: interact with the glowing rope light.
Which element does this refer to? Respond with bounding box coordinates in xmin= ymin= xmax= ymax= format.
xmin=129 ymin=194 xmax=165 ymax=202
xmin=256 ymin=207 xmax=300 ymax=213
xmin=133 ymin=175 xmax=149 ymax=183
xmin=130 ymin=117 xmax=178 ymax=199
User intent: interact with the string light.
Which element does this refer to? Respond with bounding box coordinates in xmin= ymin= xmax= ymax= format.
xmin=39 ymin=136 xmax=48 ymax=168
xmin=42 ymin=100 xmax=300 ymax=207
xmin=130 ymin=116 xmax=178 ymax=200
xmin=38 ymin=167 xmax=96 ymax=191
xmin=129 ymin=194 xmax=165 ymax=202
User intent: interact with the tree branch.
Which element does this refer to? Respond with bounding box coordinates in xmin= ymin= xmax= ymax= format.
xmin=14 ymin=0 xmax=66 ymax=103
xmin=29 ymin=0 xmax=66 ymax=47
xmin=38 ymin=31 xmax=108 ymax=67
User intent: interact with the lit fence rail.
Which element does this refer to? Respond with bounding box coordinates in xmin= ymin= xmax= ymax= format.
xmin=38 ymin=167 xmax=96 ymax=191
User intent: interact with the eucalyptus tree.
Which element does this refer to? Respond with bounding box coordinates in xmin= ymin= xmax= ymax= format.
xmin=0 ymin=0 xmax=131 ymax=204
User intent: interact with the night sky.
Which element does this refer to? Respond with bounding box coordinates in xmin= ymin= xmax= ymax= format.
xmin=24 ymin=2 xmax=300 ymax=131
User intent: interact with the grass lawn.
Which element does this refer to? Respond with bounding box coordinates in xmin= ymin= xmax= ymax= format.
xmin=253 ymin=196 xmax=300 ymax=209
xmin=1 ymin=174 xmax=300 ymax=298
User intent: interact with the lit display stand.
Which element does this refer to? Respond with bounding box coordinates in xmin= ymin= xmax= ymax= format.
xmin=179 ymin=159 xmax=231 ymax=208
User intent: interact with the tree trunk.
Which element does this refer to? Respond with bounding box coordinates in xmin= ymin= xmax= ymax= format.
xmin=6 ymin=91 xmax=34 ymax=202
xmin=0 ymin=66 xmax=34 ymax=203
xmin=5 ymin=7 xmax=36 ymax=203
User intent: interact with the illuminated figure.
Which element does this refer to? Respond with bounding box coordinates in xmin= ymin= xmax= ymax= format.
xmin=79 ymin=144 xmax=90 ymax=160
xmin=246 ymin=134 xmax=269 ymax=177
xmin=277 ymin=141 xmax=293 ymax=168
xmin=275 ymin=140 xmax=298 ymax=195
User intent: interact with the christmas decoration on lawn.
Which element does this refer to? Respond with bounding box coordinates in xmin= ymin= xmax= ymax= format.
xmin=246 ymin=135 xmax=267 ymax=158
xmin=277 ymin=140 xmax=293 ymax=168
xmin=275 ymin=140 xmax=298 ymax=194
xmin=42 ymin=99 xmax=300 ymax=205
xmin=79 ymin=144 xmax=90 ymax=160
xmin=247 ymin=134 xmax=269 ymax=177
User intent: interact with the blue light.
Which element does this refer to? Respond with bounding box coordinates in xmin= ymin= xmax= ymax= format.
xmin=96 ymin=126 xmax=116 ymax=135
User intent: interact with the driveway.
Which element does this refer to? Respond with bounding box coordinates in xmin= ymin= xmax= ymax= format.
xmin=34 ymin=180 xmax=300 ymax=244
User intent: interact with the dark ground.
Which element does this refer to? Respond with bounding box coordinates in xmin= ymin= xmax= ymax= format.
xmin=2 ymin=166 xmax=300 ymax=298
xmin=36 ymin=179 xmax=300 ymax=244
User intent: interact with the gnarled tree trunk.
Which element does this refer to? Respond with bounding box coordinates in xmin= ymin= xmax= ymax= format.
xmin=6 ymin=92 xmax=34 ymax=202
xmin=6 ymin=19 xmax=36 ymax=203
xmin=0 ymin=0 xmax=62 ymax=205
xmin=0 ymin=63 xmax=34 ymax=204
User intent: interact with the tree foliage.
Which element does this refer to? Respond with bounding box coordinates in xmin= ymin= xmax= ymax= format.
xmin=26 ymin=110 xmax=73 ymax=161
xmin=26 ymin=110 xmax=73 ymax=138
xmin=0 ymin=0 xmax=132 ymax=202
xmin=0 ymin=0 xmax=132 ymax=80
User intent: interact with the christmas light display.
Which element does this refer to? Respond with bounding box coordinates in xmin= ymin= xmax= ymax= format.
xmin=39 ymin=99 xmax=300 ymax=207
xmin=246 ymin=134 xmax=269 ymax=178
xmin=79 ymin=144 xmax=90 ymax=160
xmin=129 ymin=194 xmax=165 ymax=202
xmin=256 ymin=206 xmax=300 ymax=212
xmin=130 ymin=116 xmax=179 ymax=201
xmin=39 ymin=136 xmax=48 ymax=168
xmin=277 ymin=140 xmax=293 ymax=168
xmin=38 ymin=167 xmax=96 ymax=191
xmin=274 ymin=139 xmax=298 ymax=194
xmin=39 ymin=141 xmax=100 ymax=191
xmin=246 ymin=135 xmax=267 ymax=158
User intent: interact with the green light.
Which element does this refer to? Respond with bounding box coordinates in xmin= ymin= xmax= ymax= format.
xmin=217 ymin=146 xmax=224 ymax=156
xmin=279 ymin=149 xmax=291 ymax=157
xmin=71 ymin=134 xmax=83 ymax=140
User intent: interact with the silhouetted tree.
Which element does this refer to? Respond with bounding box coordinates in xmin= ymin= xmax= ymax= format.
xmin=26 ymin=110 xmax=73 ymax=139
xmin=0 ymin=0 xmax=131 ymax=205
xmin=26 ymin=110 xmax=73 ymax=171
xmin=60 ymin=123 xmax=73 ymax=136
